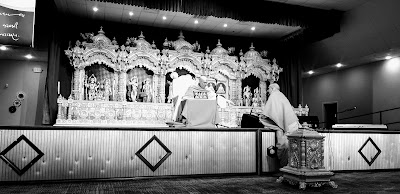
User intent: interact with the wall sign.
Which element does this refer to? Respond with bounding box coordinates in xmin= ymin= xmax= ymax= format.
xmin=0 ymin=0 xmax=36 ymax=47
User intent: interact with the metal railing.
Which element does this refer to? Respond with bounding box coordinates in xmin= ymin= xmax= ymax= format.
xmin=338 ymin=107 xmax=400 ymax=126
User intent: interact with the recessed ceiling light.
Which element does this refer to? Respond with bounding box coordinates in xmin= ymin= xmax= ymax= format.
xmin=251 ymin=26 xmax=255 ymax=31
xmin=336 ymin=63 xmax=343 ymax=68
xmin=0 ymin=46 xmax=7 ymax=50
xmin=93 ymin=7 xmax=98 ymax=12
xmin=25 ymin=54 xmax=33 ymax=59
xmin=223 ymin=23 xmax=227 ymax=27
xmin=129 ymin=11 xmax=134 ymax=16
xmin=307 ymin=70 xmax=314 ymax=75
xmin=194 ymin=20 xmax=198 ymax=24
xmin=385 ymin=56 xmax=392 ymax=60
xmin=162 ymin=16 xmax=167 ymax=20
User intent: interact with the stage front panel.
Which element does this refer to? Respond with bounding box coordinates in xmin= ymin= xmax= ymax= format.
xmin=321 ymin=132 xmax=400 ymax=171
xmin=0 ymin=129 xmax=259 ymax=181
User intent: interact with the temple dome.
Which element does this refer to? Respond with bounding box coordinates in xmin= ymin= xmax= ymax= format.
xmin=173 ymin=31 xmax=193 ymax=51
xmin=135 ymin=31 xmax=152 ymax=50
xmin=210 ymin=39 xmax=228 ymax=55
xmin=244 ymin=43 xmax=261 ymax=59
xmin=92 ymin=27 xmax=112 ymax=45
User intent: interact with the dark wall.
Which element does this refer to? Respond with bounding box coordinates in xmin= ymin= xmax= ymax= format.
xmin=303 ymin=57 xmax=400 ymax=130
xmin=0 ymin=59 xmax=47 ymax=125
xmin=299 ymin=0 xmax=400 ymax=71
xmin=372 ymin=58 xmax=400 ymax=129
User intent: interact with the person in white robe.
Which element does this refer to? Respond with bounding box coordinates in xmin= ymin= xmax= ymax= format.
xmin=260 ymin=83 xmax=301 ymax=167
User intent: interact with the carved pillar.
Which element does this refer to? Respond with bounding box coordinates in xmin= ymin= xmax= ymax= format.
xmin=113 ymin=72 xmax=119 ymax=101
xmin=228 ymin=79 xmax=235 ymax=101
xmin=236 ymin=79 xmax=242 ymax=106
xmin=118 ymin=71 xmax=127 ymax=101
xmin=159 ymin=74 xmax=166 ymax=103
xmin=72 ymin=68 xmax=80 ymax=100
xmin=78 ymin=68 xmax=85 ymax=100
xmin=152 ymin=74 xmax=158 ymax=103
xmin=260 ymin=81 xmax=267 ymax=103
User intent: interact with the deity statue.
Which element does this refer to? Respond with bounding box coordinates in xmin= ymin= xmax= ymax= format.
xmin=85 ymin=74 xmax=99 ymax=101
xmin=97 ymin=81 xmax=105 ymax=100
xmin=216 ymin=84 xmax=225 ymax=94
xmin=243 ymin=85 xmax=252 ymax=107
xmin=142 ymin=78 xmax=152 ymax=103
xmin=128 ymin=76 xmax=139 ymax=102
xmin=167 ymin=80 xmax=173 ymax=103
xmin=103 ymin=78 xmax=112 ymax=101
xmin=252 ymin=87 xmax=261 ymax=107
xmin=205 ymin=82 xmax=215 ymax=93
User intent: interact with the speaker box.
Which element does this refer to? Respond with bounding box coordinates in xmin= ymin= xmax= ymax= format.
xmin=241 ymin=114 xmax=264 ymax=128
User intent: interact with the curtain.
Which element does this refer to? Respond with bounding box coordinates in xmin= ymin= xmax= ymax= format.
xmin=42 ymin=29 xmax=61 ymax=125
xmin=276 ymin=51 xmax=302 ymax=107
xmin=94 ymin=0 xmax=342 ymax=30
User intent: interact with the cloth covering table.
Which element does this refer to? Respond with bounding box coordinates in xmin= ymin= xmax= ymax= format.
xmin=181 ymin=99 xmax=220 ymax=128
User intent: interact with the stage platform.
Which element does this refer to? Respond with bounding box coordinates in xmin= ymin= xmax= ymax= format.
xmin=1 ymin=126 xmax=399 ymax=182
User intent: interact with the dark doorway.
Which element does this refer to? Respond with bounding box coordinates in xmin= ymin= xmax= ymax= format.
xmin=323 ymin=102 xmax=337 ymax=129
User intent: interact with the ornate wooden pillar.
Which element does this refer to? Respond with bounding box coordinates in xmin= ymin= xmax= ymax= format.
xmin=72 ymin=68 xmax=80 ymax=100
xmin=228 ymin=79 xmax=235 ymax=101
xmin=72 ymin=67 xmax=85 ymax=100
xmin=159 ymin=74 xmax=166 ymax=103
xmin=152 ymin=74 xmax=158 ymax=103
xmin=260 ymin=81 xmax=267 ymax=103
xmin=113 ymin=72 xmax=119 ymax=101
xmin=78 ymin=68 xmax=85 ymax=100
xmin=118 ymin=71 xmax=127 ymax=101
xmin=236 ymin=79 xmax=242 ymax=106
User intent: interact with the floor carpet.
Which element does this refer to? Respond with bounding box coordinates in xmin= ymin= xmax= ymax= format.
xmin=1 ymin=171 xmax=400 ymax=193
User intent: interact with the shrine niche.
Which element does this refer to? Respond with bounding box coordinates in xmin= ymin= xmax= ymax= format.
xmin=57 ymin=27 xmax=286 ymax=127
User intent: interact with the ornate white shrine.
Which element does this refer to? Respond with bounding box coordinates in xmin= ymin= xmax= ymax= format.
xmin=55 ymin=27 xmax=289 ymax=127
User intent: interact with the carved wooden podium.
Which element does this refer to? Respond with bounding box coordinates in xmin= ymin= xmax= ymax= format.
xmin=277 ymin=128 xmax=338 ymax=190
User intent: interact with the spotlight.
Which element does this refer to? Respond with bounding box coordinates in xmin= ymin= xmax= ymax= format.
xmin=93 ymin=7 xmax=98 ymax=12
xmin=0 ymin=46 xmax=7 ymax=50
xmin=129 ymin=11 xmax=134 ymax=16
xmin=162 ymin=16 xmax=167 ymax=20
xmin=251 ymin=26 xmax=255 ymax=31
xmin=385 ymin=56 xmax=392 ymax=60
xmin=223 ymin=24 xmax=227 ymax=27
xmin=336 ymin=63 xmax=343 ymax=68
xmin=307 ymin=70 xmax=314 ymax=75
xmin=194 ymin=20 xmax=198 ymax=24
xmin=25 ymin=54 xmax=33 ymax=59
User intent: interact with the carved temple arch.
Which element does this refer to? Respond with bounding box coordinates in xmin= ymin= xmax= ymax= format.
xmin=168 ymin=57 xmax=202 ymax=76
xmin=126 ymin=56 xmax=159 ymax=74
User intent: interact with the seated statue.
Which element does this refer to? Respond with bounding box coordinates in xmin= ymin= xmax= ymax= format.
xmin=216 ymin=84 xmax=225 ymax=94
xmin=259 ymin=83 xmax=300 ymax=167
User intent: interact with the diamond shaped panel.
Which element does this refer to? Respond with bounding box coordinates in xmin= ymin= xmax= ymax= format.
xmin=136 ymin=135 xmax=172 ymax=172
xmin=358 ymin=137 xmax=381 ymax=166
xmin=0 ymin=135 xmax=44 ymax=176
